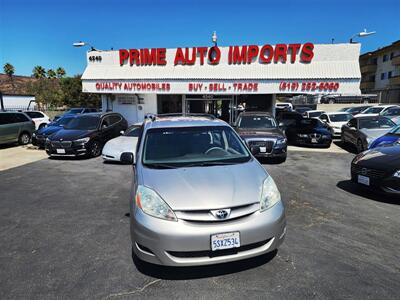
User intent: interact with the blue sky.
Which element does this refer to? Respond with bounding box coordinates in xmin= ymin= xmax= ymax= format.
xmin=1 ymin=0 xmax=399 ymax=77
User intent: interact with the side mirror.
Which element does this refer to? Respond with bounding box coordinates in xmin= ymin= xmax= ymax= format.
xmin=120 ymin=130 xmax=125 ymax=135
xmin=120 ymin=152 xmax=134 ymax=165
xmin=278 ymin=122 xmax=285 ymax=127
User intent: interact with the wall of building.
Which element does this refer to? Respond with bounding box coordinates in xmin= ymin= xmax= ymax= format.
xmin=375 ymin=49 xmax=400 ymax=90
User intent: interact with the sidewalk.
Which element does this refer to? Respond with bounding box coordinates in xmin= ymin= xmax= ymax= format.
xmin=0 ymin=145 xmax=47 ymax=171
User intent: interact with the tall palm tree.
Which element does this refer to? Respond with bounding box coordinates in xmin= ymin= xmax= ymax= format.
xmin=56 ymin=67 xmax=66 ymax=78
xmin=32 ymin=66 xmax=46 ymax=79
xmin=47 ymin=69 xmax=56 ymax=79
xmin=3 ymin=63 xmax=15 ymax=79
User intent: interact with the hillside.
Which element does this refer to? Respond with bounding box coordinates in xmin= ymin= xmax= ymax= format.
xmin=0 ymin=73 xmax=37 ymax=95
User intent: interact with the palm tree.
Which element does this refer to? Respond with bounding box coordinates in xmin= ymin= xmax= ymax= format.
xmin=47 ymin=69 xmax=56 ymax=79
xmin=56 ymin=67 xmax=66 ymax=78
xmin=32 ymin=66 xmax=46 ymax=79
xmin=3 ymin=63 xmax=15 ymax=79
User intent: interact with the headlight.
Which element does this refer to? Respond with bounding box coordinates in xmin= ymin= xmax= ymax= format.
xmin=394 ymin=170 xmax=400 ymax=178
xmin=297 ymin=134 xmax=308 ymax=138
xmin=322 ymin=134 xmax=331 ymax=139
xmin=276 ymin=138 xmax=287 ymax=145
xmin=260 ymin=176 xmax=281 ymax=212
xmin=135 ymin=185 xmax=177 ymax=221
xmin=74 ymin=137 xmax=90 ymax=143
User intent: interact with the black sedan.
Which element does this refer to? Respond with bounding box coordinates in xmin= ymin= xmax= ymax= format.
xmin=32 ymin=115 xmax=75 ymax=148
xmin=235 ymin=111 xmax=287 ymax=162
xmin=45 ymin=112 xmax=128 ymax=158
xmin=285 ymin=118 xmax=332 ymax=147
xmin=351 ymin=145 xmax=400 ymax=196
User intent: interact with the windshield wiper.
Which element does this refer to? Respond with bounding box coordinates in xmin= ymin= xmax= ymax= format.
xmin=144 ymin=163 xmax=178 ymax=169
xmin=185 ymin=161 xmax=237 ymax=167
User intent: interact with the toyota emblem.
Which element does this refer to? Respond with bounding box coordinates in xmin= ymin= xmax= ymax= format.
xmin=211 ymin=208 xmax=231 ymax=220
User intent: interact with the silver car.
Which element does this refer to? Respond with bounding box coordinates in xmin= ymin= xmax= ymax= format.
xmin=123 ymin=115 xmax=286 ymax=266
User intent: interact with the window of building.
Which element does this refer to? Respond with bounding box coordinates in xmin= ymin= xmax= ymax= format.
xmin=380 ymin=73 xmax=386 ymax=80
xmin=373 ymin=58 xmax=377 ymax=64
xmin=383 ymin=55 xmax=388 ymax=62
xmin=388 ymin=71 xmax=392 ymax=78
xmin=390 ymin=52 xmax=394 ymax=59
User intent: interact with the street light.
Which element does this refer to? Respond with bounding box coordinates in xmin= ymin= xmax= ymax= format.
xmin=350 ymin=29 xmax=376 ymax=43
xmin=212 ymin=31 xmax=218 ymax=46
xmin=73 ymin=41 xmax=99 ymax=51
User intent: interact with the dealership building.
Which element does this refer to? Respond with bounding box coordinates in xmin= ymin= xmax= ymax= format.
xmin=81 ymin=42 xmax=361 ymax=124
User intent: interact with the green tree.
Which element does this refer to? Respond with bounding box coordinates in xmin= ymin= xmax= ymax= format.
xmin=32 ymin=66 xmax=46 ymax=79
xmin=56 ymin=67 xmax=66 ymax=78
xmin=27 ymin=78 xmax=64 ymax=108
xmin=3 ymin=63 xmax=15 ymax=79
xmin=60 ymin=75 xmax=100 ymax=107
xmin=47 ymin=69 xmax=56 ymax=79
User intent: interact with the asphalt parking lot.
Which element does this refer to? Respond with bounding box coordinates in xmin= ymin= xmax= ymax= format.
xmin=0 ymin=151 xmax=399 ymax=299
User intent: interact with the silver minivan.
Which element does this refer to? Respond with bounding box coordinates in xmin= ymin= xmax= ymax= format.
xmin=123 ymin=115 xmax=286 ymax=266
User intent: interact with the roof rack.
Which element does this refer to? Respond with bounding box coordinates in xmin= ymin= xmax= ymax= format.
xmin=144 ymin=113 xmax=216 ymax=121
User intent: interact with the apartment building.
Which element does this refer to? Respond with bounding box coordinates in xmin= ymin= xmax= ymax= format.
xmin=360 ymin=40 xmax=400 ymax=103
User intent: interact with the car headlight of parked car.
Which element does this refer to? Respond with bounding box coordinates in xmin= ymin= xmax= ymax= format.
xmin=135 ymin=185 xmax=177 ymax=221
xmin=393 ymin=170 xmax=400 ymax=178
xmin=275 ymin=138 xmax=287 ymax=146
xmin=297 ymin=134 xmax=308 ymax=138
xmin=74 ymin=137 xmax=90 ymax=143
xmin=260 ymin=176 xmax=281 ymax=212
xmin=322 ymin=134 xmax=331 ymax=139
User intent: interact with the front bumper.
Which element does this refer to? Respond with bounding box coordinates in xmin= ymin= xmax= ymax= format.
xmin=32 ymin=135 xmax=46 ymax=148
xmin=253 ymin=147 xmax=287 ymax=158
xmin=131 ymin=201 xmax=286 ymax=266
xmin=294 ymin=137 xmax=331 ymax=147
xmin=351 ymin=167 xmax=400 ymax=195
xmin=45 ymin=141 xmax=89 ymax=156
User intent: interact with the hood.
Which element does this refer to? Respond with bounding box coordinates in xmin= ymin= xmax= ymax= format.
xmin=330 ymin=121 xmax=348 ymax=128
xmin=237 ymin=127 xmax=284 ymax=139
xmin=49 ymin=129 xmax=92 ymax=141
xmin=141 ymin=160 xmax=268 ymax=210
xmin=354 ymin=145 xmax=400 ymax=170
xmin=359 ymin=128 xmax=392 ymax=139
xmin=104 ymin=136 xmax=138 ymax=152
xmin=354 ymin=113 xmax=379 ymax=117
xmin=37 ymin=125 xmax=62 ymax=136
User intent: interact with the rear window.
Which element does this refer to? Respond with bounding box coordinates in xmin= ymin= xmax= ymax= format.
xmin=308 ymin=111 xmax=323 ymax=118
xmin=359 ymin=118 xmax=395 ymax=129
xmin=25 ymin=111 xmax=44 ymax=118
xmin=14 ymin=113 xmax=30 ymax=123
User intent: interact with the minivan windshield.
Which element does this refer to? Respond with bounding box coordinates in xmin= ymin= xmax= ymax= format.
xmin=64 ymin=116 xmax=99 ymax=130
xmin=143 ymin=126 xmax=251 ymax=168
xmin=238 ymin=115 xmax=277 ymax=129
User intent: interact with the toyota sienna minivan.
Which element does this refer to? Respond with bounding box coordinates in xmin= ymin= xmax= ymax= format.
xmin=123 ymin=114 xmax=286 ymax=266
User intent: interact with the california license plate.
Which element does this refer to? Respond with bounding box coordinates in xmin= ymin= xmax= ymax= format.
xmin=311 ymin=138 xmax=318 ymax=143
xmin=56 ymin=149 xmax=66 ymax=154
xmin=211 ymin=232 xmax=240 ymax=251
xmin=358 ymin=175 xmax=370 ymax=186
xmin=259 ymin=146 xmax=267 ymax=153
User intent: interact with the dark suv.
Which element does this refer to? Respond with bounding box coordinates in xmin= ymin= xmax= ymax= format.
xmin=45 ymin=112 xmax=128 ymax=158
xmin=235 ymin=111 xmax=287 ymax=162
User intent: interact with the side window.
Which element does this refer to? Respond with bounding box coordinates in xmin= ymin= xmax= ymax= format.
xmin=378 ymin=118 xmax=394 ymax=128
xmin=348 ymin=119 xmax=357 ymax=128
xmin=26 ymin=111 xmax=44 ymax=118
xmin=101 ymin=116 xmax=111 ymax=129
xmin=225 ymin=130 xmax=243 ymax=153
xmin=109 ymin=115 xmax=122 ymax=125
xmin=14 ymin=113 xmax=29 ymax=123
xmin=320 ymin=114 xmax=328 ymax=122
xmin=0 ymin=114 xmax=13 ymax=125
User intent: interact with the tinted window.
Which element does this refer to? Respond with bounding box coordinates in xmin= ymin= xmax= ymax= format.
xmin=362 ymin=107 xmax=384 ymax=114
xmin=66 ymin=109 xmax=83 ymax=114
xmin=320 ymin=114 xmax=328 ymax=122
xmin=238 ymin=115 xmax=277 ymax=129
xmin=0 ymin=114 xmax=15 ymax=125
xmin=308 ymin=111 xmax=324 ymax=118
xmin=382 ymin=107 xmax=400 ymax=116
xmin=109 ymin=115 xmax=122 ymax=125
xmin=298 ymin=119 xmax=320 ymax=128
xmin=64 ymin=116 xmax=99 ymax=130
xmin=143 ymin=126 xmax=250 ymax=167
xmin=124 ymin=126 xmax=141 ymax=137
xmin=25 ymin=111 xmax=44 ymax=118
xmin=348 ymin=119 xmax=357 ymax=128
xmin=14 ymin=113 xmax=29 ymax=123
xmin=57 ymin=116 xmax=74 ymax=126
xmin=329 ymin=114 xmax=353 ymax=122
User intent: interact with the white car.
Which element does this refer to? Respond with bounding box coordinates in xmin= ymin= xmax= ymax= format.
xmin=102 ymin=124 xmax=141 ymax=162
xmin=303 ymin=110 xmax=325 ymax=119
xmin=319 ymin=112 xmax=353 ymax=137
xmin=24 ymin=111 xmax=50 ymax=130
xmin=275 ymin=102 xmax=293 ymax=111
xmin=354 ymin=105 xmax=400 ymax=117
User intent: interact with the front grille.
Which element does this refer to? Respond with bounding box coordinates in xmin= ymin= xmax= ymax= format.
xmin=351 ymin=164 xmax=387 ymax=179
xmin=248 ymin=140 xmax=275 ymax=153
xmin=309 ymin=133 xmax=322 ymax=139
xmin=175 ymin=203 xmax=259 ymax=222
xmin=51 ymin=141 xmax=72 ymax=148
xmin=167 ymin=238 xmax=272 ymax=258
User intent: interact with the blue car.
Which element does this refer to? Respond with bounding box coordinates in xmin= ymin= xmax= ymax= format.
xmin=32 ymin=115 xmax=75 ymax=148
xmin=369 ymin=125 xmax=400 ymax=149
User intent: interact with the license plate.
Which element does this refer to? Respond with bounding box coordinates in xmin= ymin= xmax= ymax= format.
xmin=358 ymin=175 xmax=370 ymax=186
xmin=56 ymin=149 xmax=66 ymax=154
xmin=311 ymin=138 xmax=318 ymax=143
xmin=259 ymin=146 xmax=267 ymax=153
xmin=211 ymin=232 xmax=240 ymax=251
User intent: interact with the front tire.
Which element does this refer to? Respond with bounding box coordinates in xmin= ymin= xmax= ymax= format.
xmin=89 ymin=140 xmax=102 ymax=158
xmin=18 ymin=132 xmax=31 ymax=145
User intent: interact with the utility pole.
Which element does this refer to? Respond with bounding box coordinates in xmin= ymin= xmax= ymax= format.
xmin=0 ymin=91 xmax=5 ymax=111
